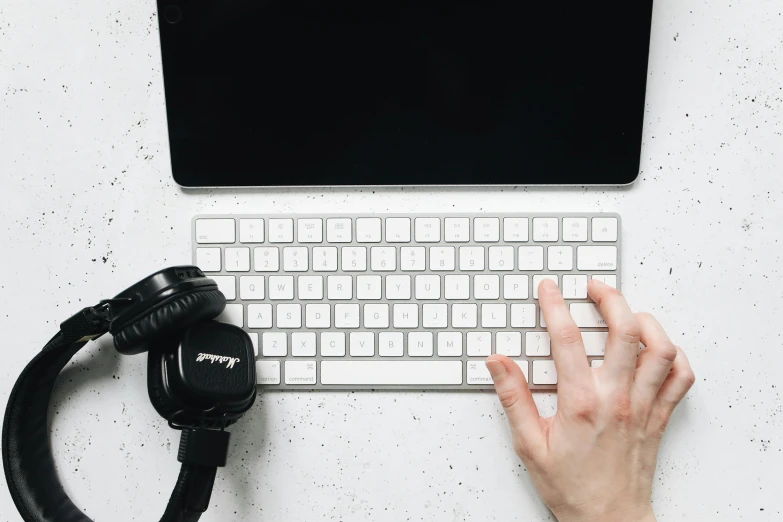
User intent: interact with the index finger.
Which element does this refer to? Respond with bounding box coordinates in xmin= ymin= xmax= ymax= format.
xmin=538 ymin=279 xmax=591 ymax=385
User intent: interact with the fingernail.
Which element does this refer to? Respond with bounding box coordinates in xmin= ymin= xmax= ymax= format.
xmin=590 ymin=278 xmax=607 ymax=288
xmin=486 ymin=360 xmax=507 ymax=380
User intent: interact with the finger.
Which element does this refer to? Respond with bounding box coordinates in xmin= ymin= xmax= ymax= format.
xmin=587 ymin=279 xmax=641 ymax=385
xmin=486 ymin=355 xmax=546 ymax=456
xmin=632 ymin=313 xmax=678 ymax=407
xmin=653 ymin=345 xmax=695 ymax=416
xmin=538 ymin=279 xmax=591 ymax=385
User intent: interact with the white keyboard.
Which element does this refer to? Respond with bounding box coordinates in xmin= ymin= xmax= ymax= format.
xmin=192 ymin=213 xmax=620 ymax=390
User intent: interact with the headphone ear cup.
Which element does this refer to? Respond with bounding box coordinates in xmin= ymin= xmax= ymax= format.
xmin=146 ymin=345 xmax=182 ymax=421
xmin=112 ymin=288 xmax=225 ymax=355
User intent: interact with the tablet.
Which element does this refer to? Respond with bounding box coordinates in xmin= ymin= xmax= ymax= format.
xmin=156 ymin=1 xmax=653 ymax=187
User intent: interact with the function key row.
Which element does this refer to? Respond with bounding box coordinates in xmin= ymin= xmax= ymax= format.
xmin=195 ymin=216 xmax=618 ymax=245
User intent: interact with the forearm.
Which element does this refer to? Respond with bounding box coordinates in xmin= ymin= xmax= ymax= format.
xmin=555 ymin=506 xmax=656 ymax=522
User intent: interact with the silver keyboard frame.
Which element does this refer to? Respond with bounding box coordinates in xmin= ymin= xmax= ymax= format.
xmin=192 ymin=213 xmax=621 ymax=391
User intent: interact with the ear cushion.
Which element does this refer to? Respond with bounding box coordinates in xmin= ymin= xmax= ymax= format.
xmin=112 ymin=288 xmax=226 ymax=355
xmin=147 ymin=349 xmax=181 ymax=421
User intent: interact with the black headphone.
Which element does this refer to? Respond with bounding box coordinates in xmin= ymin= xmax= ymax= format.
xmin=2 ymin=266 xmax=257 ymax=522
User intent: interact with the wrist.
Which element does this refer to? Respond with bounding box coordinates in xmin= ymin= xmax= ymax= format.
xmin=554 ymin=504 xmax=655 ymax=522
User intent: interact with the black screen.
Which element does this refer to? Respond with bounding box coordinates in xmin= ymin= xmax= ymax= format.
xmin=157 ymin=1 xmax=653 ymax=187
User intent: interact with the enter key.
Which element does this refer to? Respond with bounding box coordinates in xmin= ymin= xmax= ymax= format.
xmin=569 ymin=303 xmax=608 ymax=327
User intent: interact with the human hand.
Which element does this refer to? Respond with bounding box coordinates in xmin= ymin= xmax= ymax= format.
xmin=486 ymin=279 xmax=695 ymax=522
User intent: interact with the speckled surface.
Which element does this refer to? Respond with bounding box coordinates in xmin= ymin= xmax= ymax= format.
xmin=1 ymin=1 xmax=782 ymax=520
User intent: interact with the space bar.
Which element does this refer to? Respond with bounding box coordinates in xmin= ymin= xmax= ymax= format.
xmin=320 ymin=361 xmax=463 ymax=385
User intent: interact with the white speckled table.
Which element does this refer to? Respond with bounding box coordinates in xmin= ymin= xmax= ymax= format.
xmin=1 ymin=1 xmax=782 ymax=521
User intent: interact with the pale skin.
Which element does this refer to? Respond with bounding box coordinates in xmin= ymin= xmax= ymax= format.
xmin=486 ymin=279 xmax=695 ymax=522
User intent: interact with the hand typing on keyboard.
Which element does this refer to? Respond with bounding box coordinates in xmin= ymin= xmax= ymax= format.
xmin=487 ymin=279 xmax=695 ymax=522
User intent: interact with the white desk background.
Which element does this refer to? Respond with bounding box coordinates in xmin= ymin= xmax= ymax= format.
xmin=1 ymin=1 xmax=782 ymax=521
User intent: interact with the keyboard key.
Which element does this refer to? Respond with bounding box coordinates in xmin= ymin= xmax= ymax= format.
xmin=379 ymin=332 xmax=404 ymax=356
xmin=342 ymin=247 xmax=367 ymax=271
xmin=284 ymin=361 xmax=316 ymax=385
xmin=415 ymin=275 xmax=441 ymax=300
xmin=533 ymin=360 xmax=557 ymax=385
xmin=268 ymin=276 xmax=294 ymax=300
xmin=298 ymin=276 xmax=323 ymax=300
xmin=320 ymin=361 xmax=462 ymax=385
xmin=577 ymin=246 xmax=617 ymax=271
xmin=239 ymin=275 xmax=264 ymax=300
xmin=533 ymin=218 xmax=558 ymax=242
xmin=481 ymin=304 xmax=507 ymax=327
xmin=466 ymin=332 xmax=491 ymax=356
xmin=437 ymin=332 xmax=462 ymax=356
xmin=503 ymin=218 xmax=529 ymax=242
xmin=247 ymin=304 xmax=272 ymax=328
xmin=327 ymin=275 xmax=352 ymax=300
xmin=474 ymin=218 xmax=500 ymax=242
xmin=321 ymin=332 xmax=346 ymax=356
xmin=356 ymin=275 xmax=382 ymax=300
xmin=393 ymin=304 xmax=418 ymax=328
xmin=503 ymin=275 xmax=529 ymax=299
xmin=474 ymin=275 xmax=500 ymax=299
xmin=217 ymin=303 xmax=243 ymax=327
xmin=297 ymin=218 xmax=323 ymax=243
xmin=408 ymin=332 xmax=434 ymax=356
xmin=371 ymin=247 xmax=396 ymax=271
xmin=467 ymin=360 xmax=494 ymax=385
xmin=313 ymin=247 xmax=338 ymax=272
xmin=489 ymin=246 xmax=514 ymax=271
xmin=444 ymin=218 xmax=470 ymax=242
xmin=335 ymin=304 xmax=360 ymax=328
xmin=591 ymin=274 xmax=617 ymax=288
xmin=526 ymin=332 xmax=551 ymax=356
xmin=547 ymin=246 xmax=573 ymax=271
xmin=195 ymin=218 xmax=235 ymax=244
xmin=532 ymin=275 xmax=558 ymax=298
xmin=276 ymin=304 xmax=302 ymax=328
xmin=326 ymin=218 xmax=352 ymax=243
xmin=459 ymin=247 xmax=485 ymax=271
xmin=248 ymin=332 xmax=259 ymax=356
xmin=518 ymin=246 xmax=544 ymax=270
xmin=292 ymin=332 xmax=317 ymax=356
xmin=364 ymin=304 xmax=389 ymax=328
xmin=385 ymin=218 xmax=411 ymax=242
xmin=582 ymin=332 xmax=608 ymax=356
xmin=422 ymin=304 xmax=447 ymax=328
xmin=415 ymin=218 xmax=440 ymax=242
xmin=269 ymin=219 xmax=294 ymax=243
xmin=225 ymin=248 xmax=250 ymax=272
xmin=262 ymin=332 xmax=287 ymax=357
xmin=305 ymin=304 xmax=330 ymax=328
xmin=253 ymin=247 xmax=279 ymax=272
xmin=562 ymin=275 xmax=588 ymax=299
xmin=430 ymin=247 xmax=456 ymax=271
xmin=211 ymin=275 xmax=236 ymax=300
xmin=562 ymin=217 xmax=588 ymax=242
xmin=239 ymin=219 xmax=264 ymax=243
xmin=452 ymin=304 xmax=478 ymax=328
xmin=196 ymin=248 xmax=221 ymax=272
xmin=496 ymin=332 xmax=522 ymax=356
xmin=386 ymin=275 xmax=411 ymax=299
xmin=350 ymin=332 xmax=375 ymax=356
xmin=400 ymin=247 xmax=426 ymax=271
xmin=444 ymin=275 xmax=470 ymax=300
xmin=570 ymin=303 xmax=607 ymax=327
xmin=256 ymin=361 xmax=280 ymax=385
xmin=592 ymin=217 xmax=618 ymax=242
xmin=510 ymin=303 xmax=536 ymax=328
xmin=283 ymin=247 xmax=308 ymax=272
xmin=356 ymin=218 xmax=382 ymax=243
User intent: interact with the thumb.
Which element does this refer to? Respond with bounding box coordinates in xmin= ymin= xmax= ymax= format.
xmin=486 ymin=355 xmax=545 ymax=457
